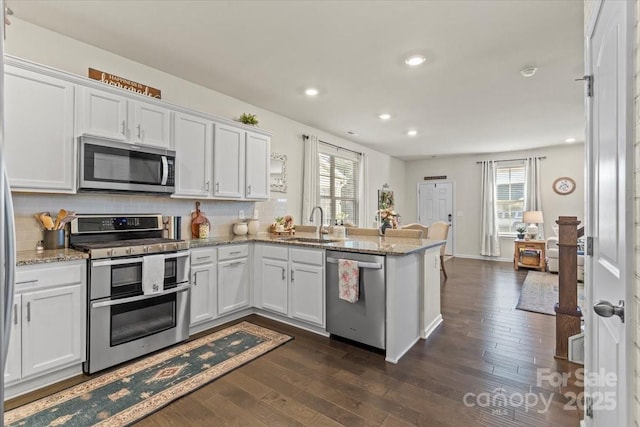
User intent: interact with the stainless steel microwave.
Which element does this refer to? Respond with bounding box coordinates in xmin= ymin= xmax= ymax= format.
xmin=78 ymin=135 xmax=175 ymax=194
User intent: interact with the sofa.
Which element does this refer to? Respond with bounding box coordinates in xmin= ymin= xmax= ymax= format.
xmin=546 ymin=236 xmax=584 ymax=282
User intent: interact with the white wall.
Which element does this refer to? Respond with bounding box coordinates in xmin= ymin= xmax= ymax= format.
xmin=5 ymin=17 xmax=405 ymax=249
xmin=404 ymin=143 xmax=585 ymax=259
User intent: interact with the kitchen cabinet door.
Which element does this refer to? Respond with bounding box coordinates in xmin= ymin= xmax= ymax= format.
xmin=130 ymin=101 xmax=171 ymax=148
xmin=79 ymin=86 xmax=128 ymax=141
xmin=21 ymin=285 xmax=82 ymax=378
xmin=217 ymin=258 xmax=250 ymax=315
xmin=212 ymin=124 xmax=244 ymax=198
xmin=245 ymin=131 xmax=270 ymax=200
xmin=4 ymin=66 xmax=76 ymax=192
xmin=4 ymin=295 xmax=21 ymax=385
xmin=173 ymin=112 xmax=212 ymax=197
xmin=290 ymin=263 xmax=324 ymax=327
xmin=190 ymin=258 xmax=217 ymax=326
xmin=260 ymin=258 xmax=289 ymax=315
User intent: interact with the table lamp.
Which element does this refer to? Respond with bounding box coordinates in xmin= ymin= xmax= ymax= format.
xmin=523 ymin=211 xmax=544 ymax=240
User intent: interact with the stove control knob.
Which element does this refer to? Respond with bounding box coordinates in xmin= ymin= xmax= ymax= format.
xmin=143 ymin=246 xmax=150 ymax=253
xmin=126 ymin=247 xmax=133 ymax=255
xmin=107 ymin=249 xmax=114 ymax=257
xmin=172 ymin=243 xmax=178 ymax=251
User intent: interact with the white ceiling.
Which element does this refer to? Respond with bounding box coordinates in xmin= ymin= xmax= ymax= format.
xmin=10 ymin=0 xmax=585 ymax=160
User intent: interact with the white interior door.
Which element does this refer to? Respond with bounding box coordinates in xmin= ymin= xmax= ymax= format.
xmin=417 ymin=182 xmax=453 ymax=255
xmin=585 ymin=1 xmax=632 ymax=425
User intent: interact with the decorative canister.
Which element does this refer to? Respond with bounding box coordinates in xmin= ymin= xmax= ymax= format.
xmin=232 ymin=222 xmax=248 ymax=236
xmin=247 ymin=219 xmax=259 ymax=235
xmin=198 ymin=223 xmax=210 ymax=239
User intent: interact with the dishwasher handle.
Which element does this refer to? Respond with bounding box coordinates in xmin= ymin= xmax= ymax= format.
xmin=326 ymin=258 xmax=383 ymax=270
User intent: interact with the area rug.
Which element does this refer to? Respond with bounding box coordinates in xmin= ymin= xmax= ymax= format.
xmin=516 ymin=271 xmax=585 ymax=316
xmin=4 ymin=321 xmax=292 ymax=427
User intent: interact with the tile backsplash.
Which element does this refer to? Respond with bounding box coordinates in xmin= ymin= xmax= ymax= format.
xmin=12 ymin=192 xmax=289 ymax=252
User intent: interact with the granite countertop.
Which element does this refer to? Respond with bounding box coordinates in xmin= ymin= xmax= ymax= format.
xmin=187 ymin=232 xmax=445 ymax=256
xmin=17 ymin=248 xmax=89 ymax=266
xmin=16 ymin=232 xmax=445 ymax=265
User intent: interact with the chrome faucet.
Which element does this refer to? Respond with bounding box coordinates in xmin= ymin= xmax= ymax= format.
xmin=309 ymin=206 xmax=325 ymax=239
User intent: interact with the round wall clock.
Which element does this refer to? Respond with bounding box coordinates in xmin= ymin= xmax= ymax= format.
xmin=553 ymin=177 xmax=576 ymax=195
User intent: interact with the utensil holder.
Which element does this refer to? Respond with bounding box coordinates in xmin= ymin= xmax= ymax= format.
xmin=43 ymin=229 xmax=65 ymax=250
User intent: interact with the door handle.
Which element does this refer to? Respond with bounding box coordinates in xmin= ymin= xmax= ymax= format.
xmin=281 ymin=267 xmax=285 ymax=281
xmin=121 ymin=120 xmax=126 ymax=136
xmin=27 ymin=302 xmax=31 ymax=322
xmin=593 ymin=300 xmax=625 ymax=323
xmin=137 ymin=124 xmax=142 ymax=139
xmin=291 ymin=270 xmax=295 ymax=282
xmin=448 ymin=213 xmax=452 ymax=224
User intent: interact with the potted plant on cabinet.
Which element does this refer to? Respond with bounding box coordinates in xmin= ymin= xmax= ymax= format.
xmin=516 ymin=225 xmax=526 ymax=240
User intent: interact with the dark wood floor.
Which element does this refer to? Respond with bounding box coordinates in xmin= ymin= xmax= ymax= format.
xmin=7 ymin=258 xmax=583 ymax=426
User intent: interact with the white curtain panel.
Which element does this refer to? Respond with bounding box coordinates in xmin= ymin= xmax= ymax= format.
xmin=524 ymin=157 xmax=544 ymax=239
xmin=301 ymin=135 xmax=319 ymax=225
xmin=358 ymin=153 xmax=368 ymax=227
xmin=480 ymin=160 xmax=501 ymax=257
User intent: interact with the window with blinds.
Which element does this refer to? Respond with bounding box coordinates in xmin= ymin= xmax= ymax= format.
xmin=318 ymin=146 xmax=359 ymax=225
xmin=496 ymin=165 xmax=525 ymax=234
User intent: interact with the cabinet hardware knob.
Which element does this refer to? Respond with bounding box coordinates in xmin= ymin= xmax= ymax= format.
xmin=121 ymin=120 xmax=126 ymax=135
xmin=27 ymin=302 xmax=31 ymax=322
xmin=137 ymin=124 xmax=141 ymax=139
xmin=281 ymin=267 xmax=285 ymax=281
xmin=291 ymin=270 xmax=295 ymax=282
xmin=13 ymin=303 xmax=17 ymax=325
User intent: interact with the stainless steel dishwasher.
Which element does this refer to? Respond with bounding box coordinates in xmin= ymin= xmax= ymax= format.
xmin=326 ymin=250 xmax=386 ymax=349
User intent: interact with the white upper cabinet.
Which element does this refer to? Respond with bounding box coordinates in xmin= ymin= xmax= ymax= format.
xmin=4 ymin=66 xmax=76 ymax=193
xmin=212 ymin=124 xmax=244 ymax=198
xmin=211 ymin=124 xmax=270 ymax=200
xmin=129 ymin=101 xmax=171 ymax=148
xmin=79 ymin=87 xmax=170 ymax=148
xmin=173 ymin=112 xmax=212 ymax=197
xmin=79 ymin=87 xmax=128 ymax=141
xmin=245 ymin=131 xmax=270 ymax=200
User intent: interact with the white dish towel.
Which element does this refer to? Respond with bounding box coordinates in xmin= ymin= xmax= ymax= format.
xmin=142 ymin=254 xmax=165 ymax=295
xmin=338 ymin=259 xmax=359 ymax=303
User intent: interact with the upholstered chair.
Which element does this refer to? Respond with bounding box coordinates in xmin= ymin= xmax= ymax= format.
xmin=402 ymin=223 xmax=429 ymax=236
xmin=385 ymin=228 xmax=423 ymax=238
xmin=346 ymin=227 xmax=381 ymax=237
xmin=426 ymin=221 xmax=450 ymax=279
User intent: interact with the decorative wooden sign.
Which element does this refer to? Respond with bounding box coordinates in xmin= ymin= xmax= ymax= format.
xmin=88 ymin=68 xmax=161 ymax=99
xmin=424 ymin=175 xmax=447 ymax=180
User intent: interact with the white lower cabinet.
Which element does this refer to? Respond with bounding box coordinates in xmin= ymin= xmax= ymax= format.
xmin=255 ymin=244 xmax=325 ymax=328
xmin=217 ymin=245 xmax=250 ymax=315
xmin=5 ymin=261 xmax=85 ymax=387
xmin=189 ymin=248 xmax=217 ymax=326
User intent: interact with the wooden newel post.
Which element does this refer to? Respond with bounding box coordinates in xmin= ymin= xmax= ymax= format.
xmin=554 ymin=216 xmax=582 ymax=359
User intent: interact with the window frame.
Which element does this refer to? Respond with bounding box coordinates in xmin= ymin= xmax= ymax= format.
xmin=318 ymin=143 xmax=360 ymax=226
xmin=495 ymin=161 xmax=526 ymax=238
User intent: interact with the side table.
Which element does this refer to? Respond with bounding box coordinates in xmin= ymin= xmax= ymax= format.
xmin=514 ymin=239 xmax=546 ymax=271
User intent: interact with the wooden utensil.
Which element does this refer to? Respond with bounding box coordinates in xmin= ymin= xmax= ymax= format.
xmin=53 ymin=208 xmax=68 ymax=230
xmin=39 ymin=212 xmax=54 ymax=230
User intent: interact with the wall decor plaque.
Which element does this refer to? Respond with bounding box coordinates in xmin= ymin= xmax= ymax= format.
xmin=89 ymin=68 xmax=161 ymax=99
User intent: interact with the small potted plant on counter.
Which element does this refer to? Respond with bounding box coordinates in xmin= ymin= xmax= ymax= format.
xmin=516 ymin=225 xmax=526 ymax=240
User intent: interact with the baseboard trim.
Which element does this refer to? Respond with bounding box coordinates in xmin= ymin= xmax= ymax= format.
xmin=385 ymin=336 xmax=421 ymax=364
xmin=421 ymin=314 xmax=443 ymax=339
xmin=455 ymin=253 xmax=512 ymax=263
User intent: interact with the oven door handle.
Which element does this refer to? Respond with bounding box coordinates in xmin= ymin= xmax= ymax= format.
xmin=92 ymin=251 xmax=188 ymax=267
xmin=91 ymin=283 xmax=190 ymax=308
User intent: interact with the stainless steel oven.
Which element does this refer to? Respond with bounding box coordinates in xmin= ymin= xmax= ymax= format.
xmin=85 ymin=251 xmax=189 ymax=374
xmin=78 ymin=135 xmax=175 ymax=194
xmin=69 ymin=214 xmax=190 ymax=374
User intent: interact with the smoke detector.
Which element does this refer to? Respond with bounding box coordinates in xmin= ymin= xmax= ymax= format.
xmin=520 ymin=67 xmax=538 ymax=78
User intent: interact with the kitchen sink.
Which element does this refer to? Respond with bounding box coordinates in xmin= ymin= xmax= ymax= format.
xmin=276 ymin=237 xmax=339 ymax=244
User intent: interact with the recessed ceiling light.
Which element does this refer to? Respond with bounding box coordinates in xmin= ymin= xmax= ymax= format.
xmin=407 ymin=129 xmax=418 ymax=137
xmin=379 ymin=113 xmax=391 ymax=120
xmin=520 ymin=66 xmax=538 ymax=77
xmin=305 ymin=88 xmax=319 ymax=96
xmin=405 ymin=55 xmax=426 ymax=67
xmin=565 ymin=137 xmax=576 ymax=143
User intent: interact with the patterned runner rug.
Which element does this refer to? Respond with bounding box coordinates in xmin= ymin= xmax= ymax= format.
xmin=516 ymin=271 xmax=584 ymax=315
xmin=4 ymin=321 xmax=292 ymax=426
